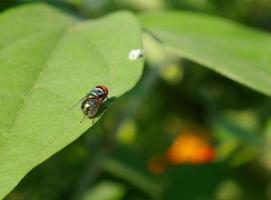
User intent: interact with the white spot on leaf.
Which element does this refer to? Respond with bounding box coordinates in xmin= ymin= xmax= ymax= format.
xmin=129 ymin=49 xmax=144 ymax=60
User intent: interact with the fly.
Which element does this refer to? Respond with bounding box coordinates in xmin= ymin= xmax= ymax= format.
xmin=72 ymin=85 xmax=109 ymax=123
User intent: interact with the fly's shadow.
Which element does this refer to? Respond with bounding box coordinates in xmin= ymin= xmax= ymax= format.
xmin=95 ymin=96 xmax=117 ymax=118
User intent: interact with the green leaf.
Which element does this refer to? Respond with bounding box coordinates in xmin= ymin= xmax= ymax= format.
xmin=140 ymin=11 xmax=271 ymax=96
xmin=0 ymin=3 xmax=143 ymax=198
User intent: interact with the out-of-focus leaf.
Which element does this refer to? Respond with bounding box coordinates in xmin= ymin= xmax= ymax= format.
xmin=213 ymin=114 xmax=263 ymax=164
xmin=0 ymin=3 xmax=143 ymax=198
xmin=140 ymin=11 xmax=271 ymax=96
xmin=215 ymin=179 xmax=243 ymax=200
xmin=213 ymin=114 xmax=263 ymax=144
xmin=165 ymin=164 xmax=229 ymax=200
xmin=102 ymin=157 xmax=162 ymax=199
xmin=82 ymin=181 xmax=126 ymax=200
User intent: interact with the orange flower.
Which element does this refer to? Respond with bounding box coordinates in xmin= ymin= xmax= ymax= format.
xmin=166 ymin=133 xmax=215 ymax=164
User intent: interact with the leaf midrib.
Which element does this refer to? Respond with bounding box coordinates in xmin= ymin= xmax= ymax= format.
xmin=0 ymin=31 xmax=51 ymax=54
xmin=6 ymin=19 xmax=78 ymax=142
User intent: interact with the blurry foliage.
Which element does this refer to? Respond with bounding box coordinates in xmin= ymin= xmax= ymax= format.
xmin=2 ymin=0 xmax=271 ymax=199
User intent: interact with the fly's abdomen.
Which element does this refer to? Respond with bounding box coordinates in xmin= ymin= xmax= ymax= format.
xmin=81 ymin=98 xmax=100 ymax=118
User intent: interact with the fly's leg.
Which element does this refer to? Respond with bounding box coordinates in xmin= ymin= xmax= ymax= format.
xmin=80 ymin=116 xmax=96 ymax=124
xmin=101 ymin=96 xmax=108 ymax=104
xmin=80 ymin=115 xmax=87 ymax=123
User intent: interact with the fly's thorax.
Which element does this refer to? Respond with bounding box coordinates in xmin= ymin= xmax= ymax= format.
xmin=89 ymin=87 xmax=107 ymax=100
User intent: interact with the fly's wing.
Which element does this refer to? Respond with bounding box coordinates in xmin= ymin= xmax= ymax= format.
xmin=70 ymin=94 xmax=97 ymax=110
xmin=70 ymin=96 xmax=86 ymax=110
xmin=85 ymin=98 xmax=101 ymax=118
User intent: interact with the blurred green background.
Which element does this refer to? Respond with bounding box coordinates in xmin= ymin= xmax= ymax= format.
xmin=2 ymin=0 xmax=271 ymax=199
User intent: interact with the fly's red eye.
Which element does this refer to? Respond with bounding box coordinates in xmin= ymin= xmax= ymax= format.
xmin=96 ymin=85 xmax=108 ymax=95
